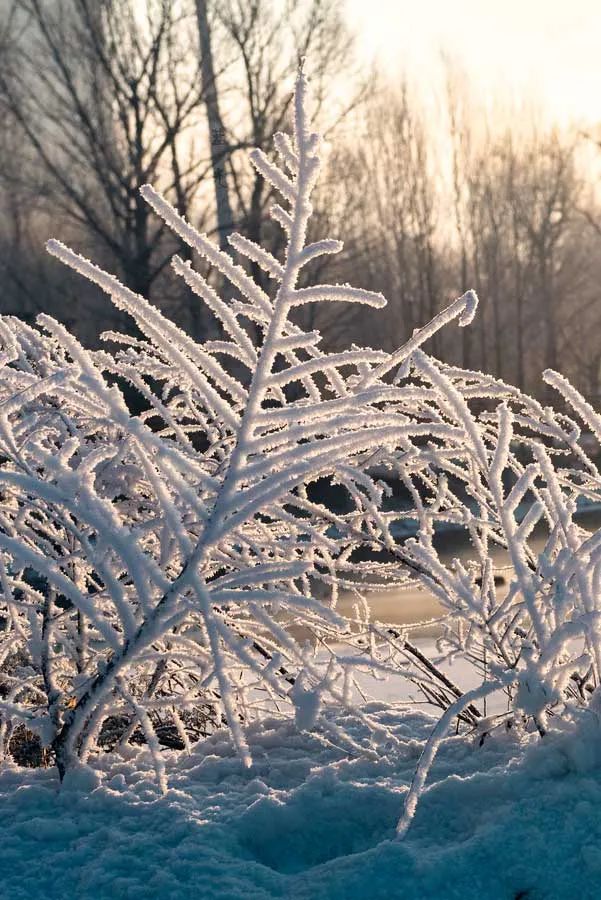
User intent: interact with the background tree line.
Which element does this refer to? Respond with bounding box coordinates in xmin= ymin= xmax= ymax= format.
xmin=0 ymin=0 xmax=600 ymax=403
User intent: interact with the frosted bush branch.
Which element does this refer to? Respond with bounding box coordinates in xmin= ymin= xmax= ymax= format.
xmin=0 ymin=68 xmax=599 ymax=843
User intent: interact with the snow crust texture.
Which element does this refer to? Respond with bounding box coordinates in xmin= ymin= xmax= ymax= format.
xmin=2 ymin=712 xmax=601 ymax=900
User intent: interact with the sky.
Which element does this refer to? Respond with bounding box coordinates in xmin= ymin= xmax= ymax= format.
xmin=344 ymin=0 xmax=601 ymax=126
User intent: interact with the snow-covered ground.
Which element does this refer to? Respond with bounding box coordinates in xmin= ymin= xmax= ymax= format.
xmin=3 ymin=702 xmax=601 ymax=899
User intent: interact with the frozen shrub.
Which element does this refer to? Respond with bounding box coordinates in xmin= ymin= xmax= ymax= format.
xmin=0 ymin=70 xmax=598 ymax=841
xmin=393 ymin=366 xmax=601 ymax=835
xmin=0 ymin=71 xmax=474 ymax=779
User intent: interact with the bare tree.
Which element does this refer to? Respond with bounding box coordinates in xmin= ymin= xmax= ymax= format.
xmin=0 ymin=0 xmax=216 ymax=337
xmin=334 ymin=82 xmax=442 ymax=353
xmin=512 ymin=129 xmax=578 ymax=389
xmin=210 ymin=0 xmax=366 ymax=288
xmin=445 ymin=61 xmax=474 ymax=369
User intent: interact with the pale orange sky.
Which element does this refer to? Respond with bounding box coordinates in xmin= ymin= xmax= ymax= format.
xmin=345 ymin=0 xmax=601 ymax=125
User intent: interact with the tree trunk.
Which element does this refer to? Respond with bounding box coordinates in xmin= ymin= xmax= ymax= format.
xmin=195 ymin=0 xmax=234 ymax=253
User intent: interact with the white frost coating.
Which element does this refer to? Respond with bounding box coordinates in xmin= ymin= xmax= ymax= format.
xmin=0 ymin=69 xmax=599 ymax=844
xmin=227 ymin=233 xmax=285 ymax=281
xmin=291 ymin=284 xmax=386 ymax=309
xmin=457 ymin=289 xmax=479 ymax=326
xmin=396 ymin=676 xmax=509 ymax=838
xmin=544 ymin=368 xmax=601 ymax=441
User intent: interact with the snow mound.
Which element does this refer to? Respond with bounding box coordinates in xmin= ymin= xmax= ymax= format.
xmin=2 ymin=709 xmax=601 ymax=898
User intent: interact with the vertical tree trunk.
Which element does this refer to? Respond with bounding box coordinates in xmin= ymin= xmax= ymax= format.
xmin=540 ymin=246 xmax=557 ymax=402
xmin=511 ymin=205 xmax=525 ymax=391
xmin=195 ymin=0 xmax=234 ymax=252
xmin=195 ymin=0 xmax=238 ymax=344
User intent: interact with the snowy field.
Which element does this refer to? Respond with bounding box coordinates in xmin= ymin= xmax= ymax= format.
xmin=0 ymin=634 xmax=596 ymax=900
xmin=3 ymin=703 xmax=601 ymax=899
